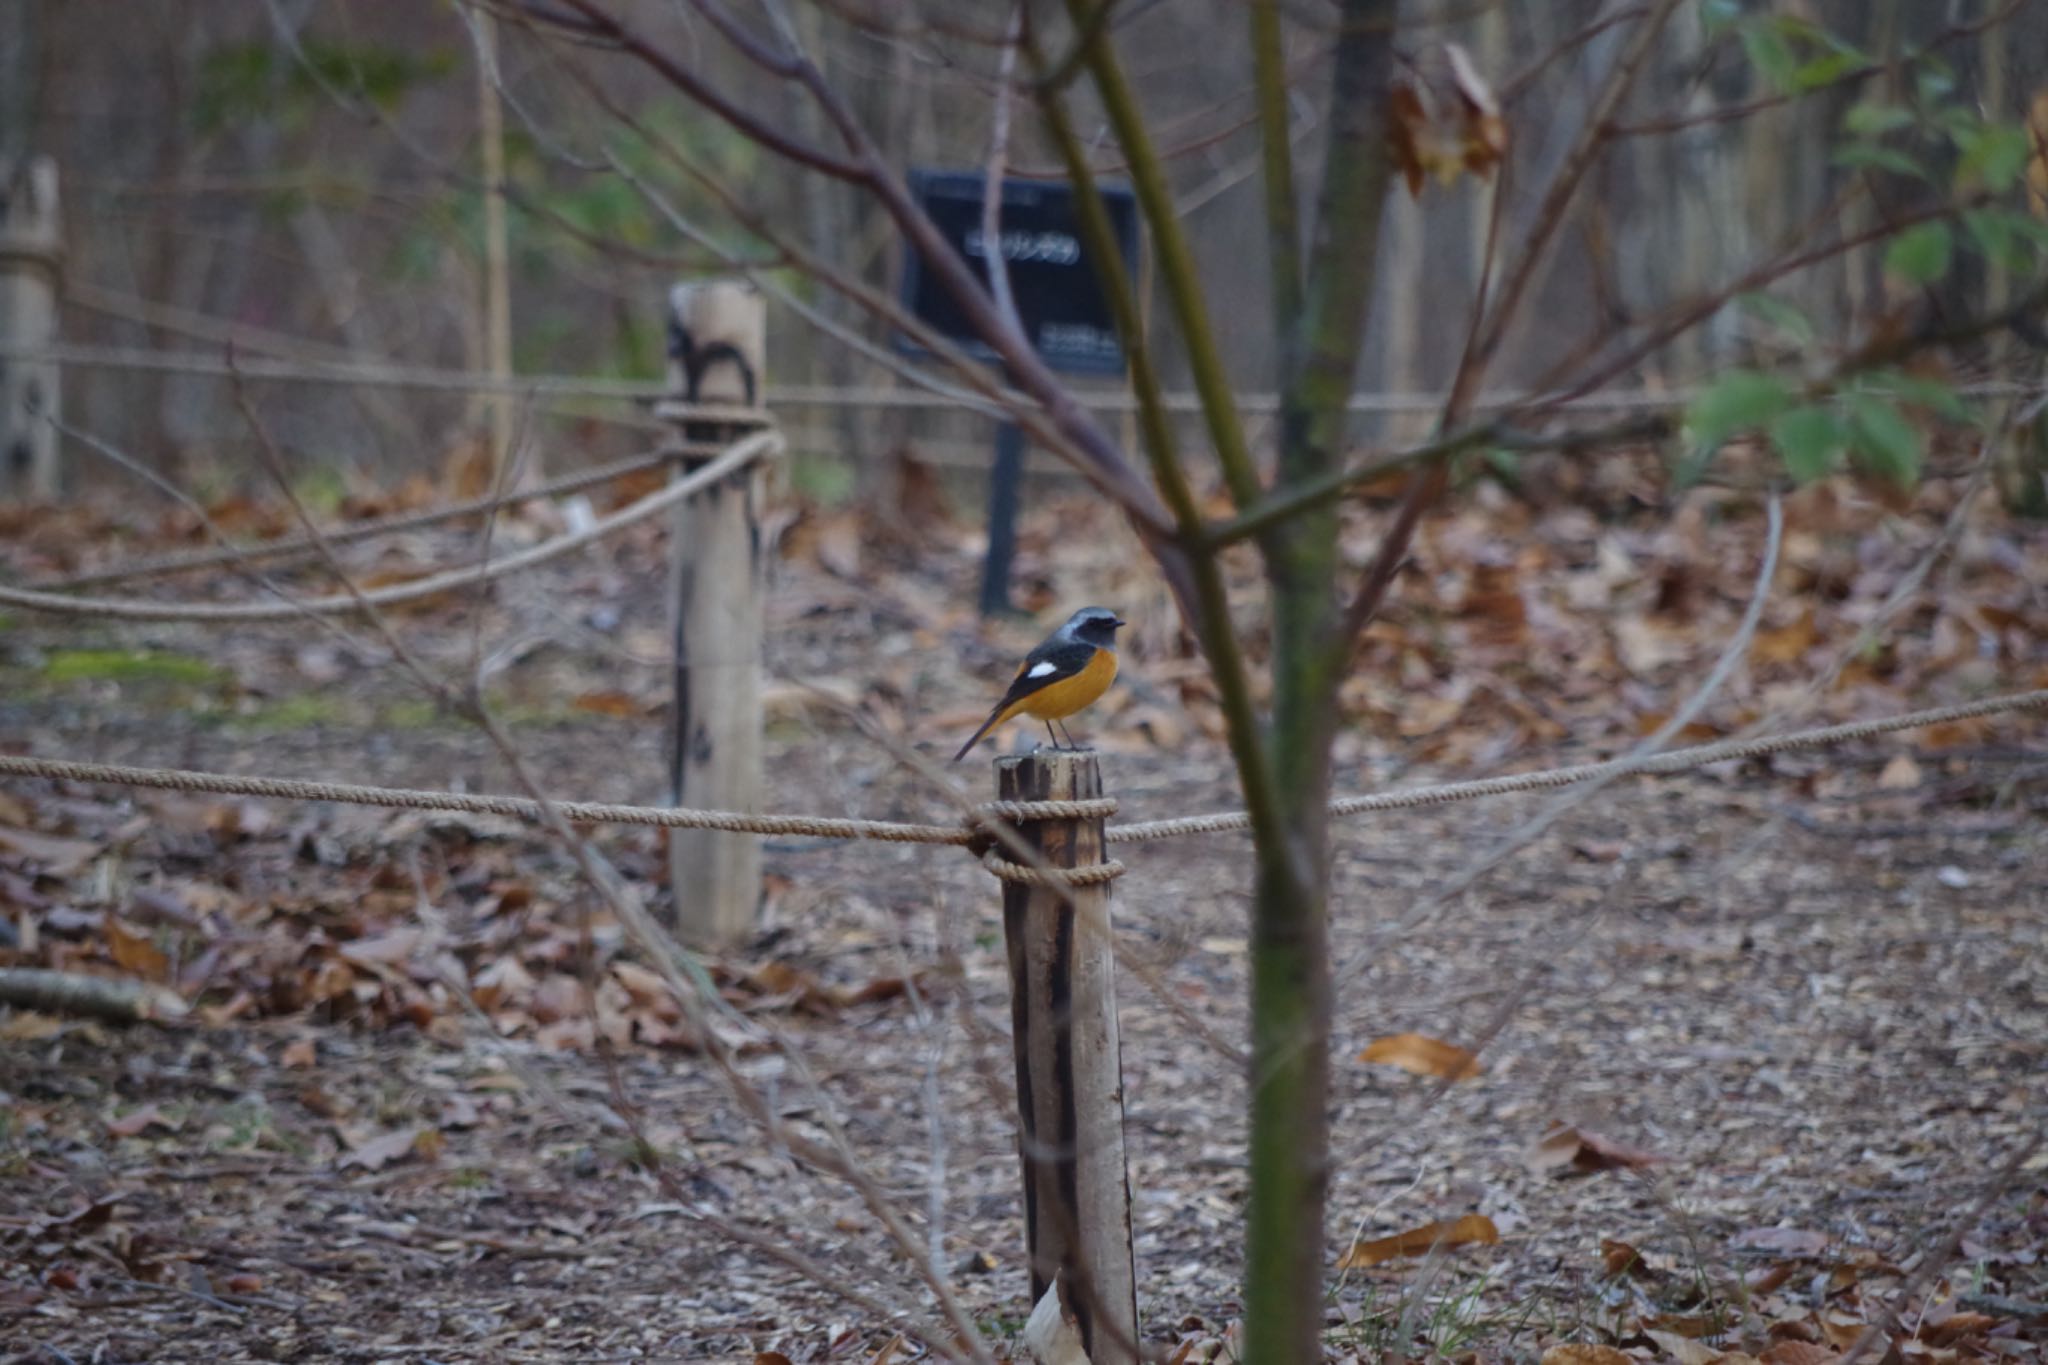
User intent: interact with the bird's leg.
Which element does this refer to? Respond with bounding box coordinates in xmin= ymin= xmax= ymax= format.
xmin=1044 ymin=720 xmax=1061 ymax=750
xmin=1056 ymin=719 xmax=1078 ymax=749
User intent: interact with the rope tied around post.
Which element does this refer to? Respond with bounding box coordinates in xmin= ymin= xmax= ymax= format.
xmin=971 ymin=796 xmax=1120 ymax=825
xmin=980 ymin=852 xmax=1128 ymax=886
xmin=963 ymin=795 xmax=1121 ymax=880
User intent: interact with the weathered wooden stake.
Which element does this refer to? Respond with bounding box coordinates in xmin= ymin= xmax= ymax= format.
xmin=661 ymin=279 xmax=769 ymax=946
xmin=0 ymin=155 xmax=61 ymax=500
xmin=996 ymin=749 xmax=1139 ymax=1365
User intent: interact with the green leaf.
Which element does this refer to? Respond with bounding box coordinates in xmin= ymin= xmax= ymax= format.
xmin=1843 ymin=102 xmax=1915 ymax=138
xmin=1737 ymin=292 xmax=1815 ymax=346
xmin=1792 ymin=49 xmax=1864 ymax=91
xmin=1844 ymin=393 xmax=1924 ymax=486
xmin=1915 ymin=63 xmax=1956 ymax=103
xmin=1740 ymin=23 xmax=1799 ymax=92
xmin=1688 ymin=370 xmax=1794 ymax=451
xmin=1883 ymin=222 xmax=1953 ymax=285
xmin=1869 ymin=371 xmax=1973 ymax=424
xmin=1832 ymin=143 xmax=1926 ymax=178
xmin=1963 ymin=210 xmax=2021 ymax=269
xmin=1768 ymin=405 xmax=1848 ymax=482
xmin=1953 ymin=123 xmax=2032 ymax=192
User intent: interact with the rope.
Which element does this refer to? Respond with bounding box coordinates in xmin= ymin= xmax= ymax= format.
xmin=981 ymin=853 xmax=1127 ymax=886
xmin=8 ymin=341 xmax=2037 ymax=415
xmin=34 ymin=444 xmax=734 ymax=590
xmin=1108 ymin=688 xmax=2048 ymax=841
xmin=1 ymin=689 xmax=2040 ymax=855
xmin=0 ymin=754 xmax=972 ymax=844
xmin=974 ymin=798 xmax=1119 ymax=824
xmin=0 ymin=431 xmax=779 ymax=621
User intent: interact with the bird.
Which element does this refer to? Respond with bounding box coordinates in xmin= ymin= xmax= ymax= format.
xmin=953 ymin=606 xmax=1127 ymax=761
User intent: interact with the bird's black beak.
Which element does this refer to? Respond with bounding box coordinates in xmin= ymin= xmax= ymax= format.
xmin=1113 ymin=618 xmax=1127 ymax=629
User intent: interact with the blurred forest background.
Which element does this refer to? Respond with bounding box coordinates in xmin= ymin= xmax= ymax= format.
xmin=7 ymin=0 xmax=2044 ymax=490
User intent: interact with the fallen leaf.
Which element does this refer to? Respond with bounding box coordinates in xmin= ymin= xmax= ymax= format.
xmin=1357 ymin=1031 xmax=1483 ymax=1081
xmin=0 ymin=1011 xmax=63 ymax=1041
xmin=1817 ymin=1314 xmax=1871 ymax=1351
xmin=1922 ymin=1313 xmax=1998 ymax=1347
xmin=1530 ymin=1124 xmax=1670 ymax=1176
xmin=570 ymin=689 xmax=643 ymax=719
xmin=1336 ymin=1213 xmax=1499 ymax=1268
xmin=1754 ymin=610 xmax=1819 ymax=664
xmin=532 ymin=974 xmax=591 ymax=1024
xmin=611 ymin=961 xmax=682 ymax=1020
xmin=29 ymin=1195 xmax=124 ymax=1238
xmin=1759 ymin=1342 xmax=1836 ymax=1365
xmin=339 ymin=927 xmax=422 ymax=969
xmin=1648 ymin=1330 xmax=1724 ymax=1365
xmin=1732 ymin=1226 xmax=1831 ymax=1256
xmin=106 ymin=1104 xmax=177 ymax=1138
xmin=105 ymin=919 xmax=170 ymax=981
xmin=339 ymin=1126 xmax=427 ymax=1172
xmin=1747 ymin=1262 xmax=1797 ymax=1294
xmin=0 ymin=824 xmax=102 ymax=876
xmin=1542 ymin=1346 xmax=1634 ymax=1365
xmin=1876 ymin=754 xmax=1922 ymax=790
xmin=1601 ymin=1237 xmax=1651 ymax=1277
xmin=1616 ymin=616 xmax=1690 ymax=676
xmin=280 ymin=1037 xmax=318 ymax=1069
xmin=472 ymin=955 xmax=536 ymax=1010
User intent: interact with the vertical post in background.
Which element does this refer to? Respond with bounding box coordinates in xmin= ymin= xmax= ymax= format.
xmin=979 ymin=414 xmax=1026 ymax=616
xmin=0 ymin=156 xmax=61 ymax=500
xmin=660 ymin=279 xmax=770 ymax=946
xmin=995 ymin=749 xmax=1139 ymax=1365
xmin=473 ymin=9 xmax=518 ymax=481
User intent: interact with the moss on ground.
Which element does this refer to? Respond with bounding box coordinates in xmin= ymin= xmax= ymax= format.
xmin=40 ymin=648 xmax=231 ymax=687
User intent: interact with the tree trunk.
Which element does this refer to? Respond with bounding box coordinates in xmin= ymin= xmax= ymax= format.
xmin=1243 ymin=2 xmax=1400 ymax=1359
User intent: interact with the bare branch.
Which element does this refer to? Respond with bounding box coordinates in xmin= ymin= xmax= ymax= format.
xmin=516 ymin=0 xmax=869 ymax=178
xmin=1054 ymin=0 xmax=1264 ymax=510
xmin=979 ymin=5 xmax=1028 ymax=340
xmin=1463 ymin=0 xmax=1684 ymax=407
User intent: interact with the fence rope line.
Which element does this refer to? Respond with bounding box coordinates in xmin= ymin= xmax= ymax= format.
xmin=0 ymin=432 xmax=779 ymax=622
xmin=34 ymin=444 xmax=735 ymax=591
xmin=1 ymin=689 xmax=2040 ymax=857
xmin=1109 ymin=688 xmax=2048 ymax=841
xmin=9 ymin=341 xmax=2039 ymax=415
xmin=0 ymin=754 xmax=972 ymax=845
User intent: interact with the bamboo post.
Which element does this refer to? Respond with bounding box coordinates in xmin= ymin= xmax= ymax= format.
xmin=995 ymin=749 xmax=1139 ymax=1365
xmin=0 ymin=155 xmax=61 ymax=500
xmin=659 ymin=279 xmax=770 ymax=946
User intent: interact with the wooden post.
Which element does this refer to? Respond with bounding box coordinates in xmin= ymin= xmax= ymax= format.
xmin=979 ymin=415 xmax=1026 ymax=616
xmin=474 ymin=8 xmax=517 ymax=481
xmin=996 ymin=750 xmax=1139 ymax=1365
xmin=660 ymin=280 xmax=770 ymax=947
xmin=0 ymin=155 xmax=61 ymax=500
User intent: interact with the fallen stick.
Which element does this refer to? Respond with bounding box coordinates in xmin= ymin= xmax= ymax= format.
xmin=0 ymin=968 xmax=189 ymax=1023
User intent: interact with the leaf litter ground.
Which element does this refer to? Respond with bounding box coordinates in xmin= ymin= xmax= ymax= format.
xmin=1 ymin=450 xmax=2045 ymax=1362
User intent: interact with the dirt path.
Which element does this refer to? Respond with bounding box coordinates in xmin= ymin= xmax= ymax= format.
xmin=3 ymin=482 xmax=2045 ymax=1362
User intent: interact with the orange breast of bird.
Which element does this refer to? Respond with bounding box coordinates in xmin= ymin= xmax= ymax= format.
xmin=1003 ymin=646 xmax=1118 ymax=724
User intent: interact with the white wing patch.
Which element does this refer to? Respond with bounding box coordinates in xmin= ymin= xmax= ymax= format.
xmin=1025 ymin=660 xmax=1060 ymax=679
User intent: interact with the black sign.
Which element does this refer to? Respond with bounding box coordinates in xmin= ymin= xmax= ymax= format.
xmin=899 ymin=171 xmax=1138 ymax=377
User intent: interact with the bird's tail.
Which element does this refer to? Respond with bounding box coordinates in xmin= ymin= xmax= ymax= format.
xmin=951 ymin=702 xmax=1011 ymax=762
